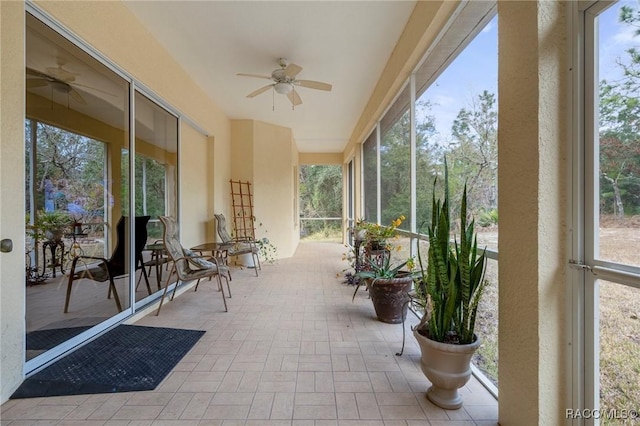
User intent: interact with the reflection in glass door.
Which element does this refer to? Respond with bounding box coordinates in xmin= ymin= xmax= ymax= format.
xmin=25 ymin=10 xmax=131 ymax=367
xmin=133 ymin=91 xmax=178 ymax=305
xmin=582 ymin=0 xmax=640 ymax=420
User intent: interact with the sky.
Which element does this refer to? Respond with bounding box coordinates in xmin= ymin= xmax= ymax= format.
xmin=416 ymin=0 xmax=639 ymax=141
xmin=599 ymin=0 xmax=639 ymax=82
xmin=417 ymin=16 xmax=497 ymax=139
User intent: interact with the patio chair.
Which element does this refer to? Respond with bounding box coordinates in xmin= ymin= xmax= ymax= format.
xmin=65 ymin=216 xmax=151 ymax=313
xmin=214 ymin=213 xmax=261 ymax=276
xmin=156 ymin=216 xmax=230 ymax=315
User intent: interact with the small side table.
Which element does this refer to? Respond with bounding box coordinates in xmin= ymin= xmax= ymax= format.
xmin=65 ymin=232 xmax=88 ymax=259
xmin=144 ymin=242 xmax=169 ymax=291
xmin=353 ymin=237 xmax=366 ymax=273
xmin=42 ymin=239 xmax=65 ymax=278
xmin=190 ymin=242 xmax=234 ymax=280
xmin=364 ymin=247 xmax=390 ymax=270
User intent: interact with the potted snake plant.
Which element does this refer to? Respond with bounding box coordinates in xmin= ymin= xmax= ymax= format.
xmin=412 ymin=160 xmax=488 ymax=410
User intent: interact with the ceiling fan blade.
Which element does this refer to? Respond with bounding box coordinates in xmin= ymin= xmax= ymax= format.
xmin=287 ymin=89 xmax=302 ymax=106
xmin=26 ymin=67 xmax=52 ymax=80
xmin=247 ymin=85 xmax=273 ymax=98
xmin=69 ymin=88 xmax=87 ymax=105
xmin=26 ymin=79 xmax=49 ymax=88
xmin=237 ymin=73 xmax=273 ymax=80
xmin=295 ymin=80 xmax=332 ymax=91
xmin=284 ymin=63 xmax=303 ymax=78
xmin=46 ymin=66 xmax=78 ymax=82
xmin=72 ymin=82 xmax=117 ymax=97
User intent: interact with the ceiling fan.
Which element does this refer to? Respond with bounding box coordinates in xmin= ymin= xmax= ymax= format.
xmin=26 ymin=62 xmax=91 ymax=105
xmin=237 ymin=58 xmax=332 ymax=107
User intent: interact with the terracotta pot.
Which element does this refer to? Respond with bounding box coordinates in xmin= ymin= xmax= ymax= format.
xmin=367 ymin=274 xmax=413 ymax=324
xmin=413 ymin=329 xmax=481 ymax=409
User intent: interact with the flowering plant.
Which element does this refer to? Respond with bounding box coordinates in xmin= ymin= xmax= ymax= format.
xmin=341 ymin=214 xmax=407 ymax=286
xmin=354 ymin=215 xmax=405 ymax=249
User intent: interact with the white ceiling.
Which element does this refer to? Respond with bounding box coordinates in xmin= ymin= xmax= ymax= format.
xmin=123 ymin=1 xmax=417 ymax=153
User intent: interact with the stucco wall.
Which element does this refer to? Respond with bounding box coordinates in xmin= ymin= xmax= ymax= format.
xmin=208 ymin=134 xmax=231 ymax=242
xmin=0 ymin=0 xmax=28 ymax=403
xmin=230 ymin=119 xmax=299 ymax=259
xmin=497 ymin=1 xmax=567 ymax=424
xmin=180 ymin=123 xmax=210 ymax=247
xmin=253 ymin=120 xmax=298 ymax=259
xmin=230 ymin=120 xmax=255 ymax=185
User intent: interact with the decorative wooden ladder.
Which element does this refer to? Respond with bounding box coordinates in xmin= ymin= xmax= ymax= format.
xmin=229 ymin=180 xmax=255 ymax=240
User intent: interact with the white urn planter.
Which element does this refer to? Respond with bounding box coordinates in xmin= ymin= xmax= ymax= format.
xmin=413 ymin=329 xmax=481 ymax=409
xmin=239 ymin=252 xmax=255 ymax=268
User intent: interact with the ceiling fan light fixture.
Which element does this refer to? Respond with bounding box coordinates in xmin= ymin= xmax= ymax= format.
xmin=274 ymin=82 xmax=292 ymax=95
xmin=51 ymin=81 xmax=71 ymax=93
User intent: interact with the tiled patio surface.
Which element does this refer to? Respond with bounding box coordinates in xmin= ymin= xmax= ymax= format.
xmin=2 ymin=241 xmax=498 ymax=425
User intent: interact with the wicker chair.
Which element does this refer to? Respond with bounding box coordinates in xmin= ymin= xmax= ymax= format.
xmin=156 ymin=216 xmax=230 ymax=315
xmin=214 ymin=213 xmax=261 ymax=276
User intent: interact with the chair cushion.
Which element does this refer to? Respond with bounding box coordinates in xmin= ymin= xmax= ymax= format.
xmin=228 ymin=242 xmax=258 ymax=256
xmin=183 ymin=248 xmax=228 ymax=275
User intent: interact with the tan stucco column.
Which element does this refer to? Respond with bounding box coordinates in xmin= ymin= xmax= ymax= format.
xmin=0 ymin=0 xmax=27 ymax=402
xmin=498 ymin=1 xmax=568 ymax=424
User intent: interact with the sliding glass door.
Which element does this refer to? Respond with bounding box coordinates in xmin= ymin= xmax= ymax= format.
xmin=25 ymin=9 xmax=179 ymax=371
xmin=25 ymin=10 xmax=131 ymax=366
xmin=133 ymin=91 xmax=178 ymax=305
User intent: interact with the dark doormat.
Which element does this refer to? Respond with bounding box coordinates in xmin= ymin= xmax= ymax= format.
xmin=12 ymin=324 xmax=205 ymax=398
xmin=26 ymin=326 xmax=93 ymax=350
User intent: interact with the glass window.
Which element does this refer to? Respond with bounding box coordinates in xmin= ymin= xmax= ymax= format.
xmin=380 ymin=85 xmax=411 ymax=231
xmin=597 ymin=1 xmax=640 ymax=268
xmin=362 ymin=130 xmax=378 ymax=222
xmin=415 ymin=16 xmax=498 ymax=248
xmin=473 ymin=257 xmax=499 ymax=385
xmin=587 ymin=0 xmax=640 ymax=414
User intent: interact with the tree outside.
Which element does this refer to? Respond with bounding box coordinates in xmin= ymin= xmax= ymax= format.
xmin=299 ymin=164 xmax=342 ymax=241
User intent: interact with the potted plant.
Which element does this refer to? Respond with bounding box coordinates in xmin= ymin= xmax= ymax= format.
xmin=35 ymin=210 xmax=72 ymax=242
xmin=353 ymin=255 xmax=415 ymax=324
xmin=412 ymin=161 xmax=488 ymax=410
xmin=357 ymin=215 xmax=405 ymax=251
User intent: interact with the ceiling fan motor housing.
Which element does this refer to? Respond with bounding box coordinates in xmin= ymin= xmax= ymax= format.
xmin=237 ymin=58 xmax=331 ymax=105
xmin=274 ymin=82 xmax=292 ymax=94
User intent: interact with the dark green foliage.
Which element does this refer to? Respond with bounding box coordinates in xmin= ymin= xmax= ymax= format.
xmin=373 ymin=95 xmax=498 ymax=233
xmin=26 ymin=120 xmax=169 ymax=226
xmin=352 ymin=255 xmax=413 ymax=302
xmin=26 ymin=121 xmax=107 ymax=223
xmin=299 ymin=165 xmax=342 ymax=237
xmin=414 ymin=159 xmax=488 ymax=345
xmin=477 ymin=209 xmax=498 ymax=227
